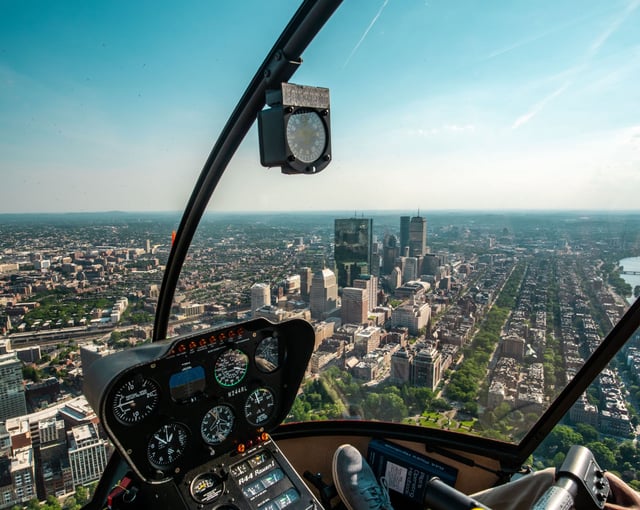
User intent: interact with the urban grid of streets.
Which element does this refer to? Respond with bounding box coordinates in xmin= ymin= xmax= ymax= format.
xmin=1 ymin=210 xmax=640 ymax=502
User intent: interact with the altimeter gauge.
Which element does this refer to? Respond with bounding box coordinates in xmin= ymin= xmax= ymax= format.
xmin=201 ymin=405 xmax=235 ymax=445
xmin=147 ymin=423 xmax=189 ymax=467
xmin=112 ymin=376 xmax=160 ymax=425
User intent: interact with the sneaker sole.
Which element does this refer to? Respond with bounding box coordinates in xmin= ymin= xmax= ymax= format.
xmin=332 ymin=444 xmax=357 ymax=510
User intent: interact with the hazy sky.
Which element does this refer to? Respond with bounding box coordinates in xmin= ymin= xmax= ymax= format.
xmin=1 ymin=1 xmax=639 ymax=213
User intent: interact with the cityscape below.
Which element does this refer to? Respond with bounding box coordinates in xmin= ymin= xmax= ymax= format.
xmin=0 ymin=210 xmax=639 ymax=507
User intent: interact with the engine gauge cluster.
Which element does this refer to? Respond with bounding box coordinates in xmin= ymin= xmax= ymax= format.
xmin=83 ymin=318 xmax=314 ymax=484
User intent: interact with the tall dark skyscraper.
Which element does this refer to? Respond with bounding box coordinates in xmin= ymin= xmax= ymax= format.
xmin=400 ymin=216 xmax=410 ymax=256
xmin=409 ymin=216 xmax=427 ymax=257
xmin=382 ymin=234 xmax=399 ymax=275
xmin=334 ymin=218 xmax=373 ymax=288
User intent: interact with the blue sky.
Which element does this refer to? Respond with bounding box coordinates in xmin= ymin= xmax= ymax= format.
xmin=1 ymin=1 xmax=639 ymax=213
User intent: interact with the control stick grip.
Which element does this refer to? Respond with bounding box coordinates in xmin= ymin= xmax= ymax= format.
xmin=532 ymin=445 xmax=609 ymax=510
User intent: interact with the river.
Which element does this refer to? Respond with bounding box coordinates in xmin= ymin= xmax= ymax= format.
xmin=619 ymin=256 xmax=640 ymax=304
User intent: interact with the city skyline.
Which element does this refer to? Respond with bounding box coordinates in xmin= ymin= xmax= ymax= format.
xmin=2 ymin=1 xmax=639 ymax=213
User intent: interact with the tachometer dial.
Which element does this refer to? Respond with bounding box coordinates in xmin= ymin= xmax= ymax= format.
xmin=244 ymin=388 xmax=276 ymax=426
xmin=147 ymin=423 xmax=189 ymax=467
xmin=255 ymin=335 xmax=280 ymax=373
xmin=112 ymin=376 xmax=160 ymax=425
xmin=214 ymin=348 xmax=249 ymax=387
xmin=201 ymin=405 xmax=235 ymax=445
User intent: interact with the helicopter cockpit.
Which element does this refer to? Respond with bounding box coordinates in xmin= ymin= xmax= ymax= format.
xmin=3 ymin=0 xmax=640 ymax=509
xmin=84 ymin=318 xmax=321 ymax=509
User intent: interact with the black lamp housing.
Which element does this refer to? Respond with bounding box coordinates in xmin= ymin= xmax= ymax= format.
xmin=258 ymin=83 xmax=331 ymax=174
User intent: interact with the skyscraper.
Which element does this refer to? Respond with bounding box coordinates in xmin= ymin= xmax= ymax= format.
xmin=0 ymin=352 xmax=27 ymax=421
xmin=310 ymin=268 xmax=338 ymax=320
xmin=409 ymin=215 xmax=427 ymax=257
xmin=413 ymin=346 xmax=442 ymax=390
xmin=300 ymin=267 xmax=312 ymax=300
xmin=382 ymin=234 xmax=399 ymax=275
xmin=354 ymin=275 xmax=378 ymax=310
xmin=341 ymin=287 xmax=368 ymax=325
xmin=334 ymin=218 xmax=373 ymax=288
xmin=67 ymin=422 xmax=109 ymax=487
xmin=400 ymin=216 xmax=410 ymax=256
xmin=250 ymin=283 xmax=271 ymax=314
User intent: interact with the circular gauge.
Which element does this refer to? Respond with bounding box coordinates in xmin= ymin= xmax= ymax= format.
xmin=255 ymin=335 xmax=281 ymax=373
xmin=286 ymin=109 xmax=327 ymax=163
xmin=112 ymin=376 xmax=160 ymax=425
xmin=201 ymin=405 xmax=235 ymax=445
xmin=214 ymin=349 xmax=249 ymax=387
xmin=190 ymin=472 xmax=224 ymax=504
xmin=147 ymin=423 xmax=189 ymax=467
xmin=244 ymin=388 xmax=276 ymax=426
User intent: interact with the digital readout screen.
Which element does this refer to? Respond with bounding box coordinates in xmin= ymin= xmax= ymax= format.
xmin=169 ymin=366 xmax=206 ymax=402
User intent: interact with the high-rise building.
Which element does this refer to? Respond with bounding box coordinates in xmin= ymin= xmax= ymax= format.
xmin=413 ymin=345 xmax=442 ymax=390
xmin=354 ymin=275 xmax=378 ymax=310
xmin=409 ymin=216 xmax=427 ymax=257
xmin=310 ymin=269 xmax=338 ymax=320
xmin=402 ymin=257 xmax=419 ymax=283
xmin=382 ymin=235 xmax=399 ymax=275
xmin=391 ymin=302 xmax=431 ymax=335
xmin=250 ymin=283 xmax=271 ymax=315
xmin=400 ymin=216 xmax=410 ymax=256
xmin=0 ymin=353 xmax=27 ymax=421
xmin=67 ymin=423 xmax=108 ymax=487
xmin=422 ymin=253 xmax=441 ymax=276
xmin=389 ymin=267 xmax=402 ymax=291
xmin=390 ymin=348 xmax=413 ymax=384
xmin=334 ymin=218 xmax=373 ymax=288
xmin=341 ymin=287 xmax=368 ymax=325
xmin=300 ymin=267 xmax=312 ymax=300
xmin=354 ymin=327 xmax=382 ymax=356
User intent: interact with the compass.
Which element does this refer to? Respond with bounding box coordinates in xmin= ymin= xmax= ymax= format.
xmin=258 ymin=82 xmax=331 ymax=174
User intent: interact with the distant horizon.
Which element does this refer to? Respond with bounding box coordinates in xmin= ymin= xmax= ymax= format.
xmin=2 ymin=208 xmax=640 ymax=217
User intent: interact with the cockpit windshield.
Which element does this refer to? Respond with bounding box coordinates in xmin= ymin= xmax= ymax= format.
xmin=2 ymin=0 xmax=640 ymax=499
xmin=166 ymin=0 xmax=640 ymax=446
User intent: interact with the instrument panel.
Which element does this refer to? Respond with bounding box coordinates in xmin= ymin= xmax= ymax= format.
xmin=84 ymin=318 xmax=315 ymax=484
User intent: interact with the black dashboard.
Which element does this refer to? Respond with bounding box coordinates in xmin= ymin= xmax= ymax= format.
xmin=84 ymin=318 xmax=321 ymax=509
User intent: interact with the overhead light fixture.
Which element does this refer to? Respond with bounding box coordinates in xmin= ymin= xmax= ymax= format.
xmin=258 ymin=83 xmax=331 ymax=175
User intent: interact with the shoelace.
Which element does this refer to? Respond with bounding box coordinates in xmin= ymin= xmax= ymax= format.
xmin=359 ymin=476 xmax=393 ymax=509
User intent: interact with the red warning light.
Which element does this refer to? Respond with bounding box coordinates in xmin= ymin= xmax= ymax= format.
xmin=237 ymin=444 xmax=246 ymax=454
xmin=178 ymin=344 xmax=186 ymax=353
